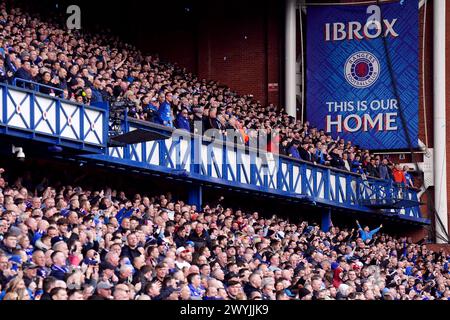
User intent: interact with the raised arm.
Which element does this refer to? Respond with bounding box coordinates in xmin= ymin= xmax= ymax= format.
xmin=356 ymin=220 xmax=362 ymax=231
xmin=369 ymin=224 xmax=383 ymax=237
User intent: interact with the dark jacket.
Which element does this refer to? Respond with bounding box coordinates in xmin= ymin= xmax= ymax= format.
xmin=49 ymin=265 xmax=68 ymax=281
xmin=330 ymin=154 xmax=345 ymax=170
xmin=120 ymin=245 xmax=142 ymax=262
xmin=188 ymin=230 xmax=212 ymax=250
xmin=243 ymin=283 xmax=260 ymax=297
xmin=174 ymin=234 xmax=189 ymax=248
xmin=14 ymin=67 xmax=33 ymax=88
xmin=366 ymin=163 xmax=379 ymax=178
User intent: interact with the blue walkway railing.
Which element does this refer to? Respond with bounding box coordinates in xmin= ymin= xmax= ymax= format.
xmin=13 ymin=78 xmax=64 ymax=97
xmin=0 ymin=82 xmax=108 ymax=152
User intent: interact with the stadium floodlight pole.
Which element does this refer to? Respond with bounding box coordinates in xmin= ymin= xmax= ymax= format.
xmin=285 ymin=0 xmax=297 ymax=118
xmin=433 ymin=0 xmax=448 ymax=243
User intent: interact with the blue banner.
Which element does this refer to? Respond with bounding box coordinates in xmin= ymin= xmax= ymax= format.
xmin=306 ymin=0 xmax=418 ymax=150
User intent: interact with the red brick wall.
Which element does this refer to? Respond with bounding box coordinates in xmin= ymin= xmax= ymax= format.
xmin=197 ymin=0 xmax=281 ymax=105
xmin=133 ymin=0 xmax=281 ymax=106
xmin=426 ymin=244 xmax=450 ymax=255
xmin=129 ymin=2 xmax=198 ymax=73
xmin=197 ymin=1 xmax=266 ymax=103
xmin=266 ymin=0 xmax=281 ymax=105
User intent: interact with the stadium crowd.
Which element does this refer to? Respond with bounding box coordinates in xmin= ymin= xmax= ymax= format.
xmin=0 ymin=166 xmax=448 ymax=301
xmin=0 ymin=2 xmax=418 ymax=183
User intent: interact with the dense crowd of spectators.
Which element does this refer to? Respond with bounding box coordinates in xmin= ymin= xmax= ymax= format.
xmin=0 ymin=166 xmax=448 ymax=301
xmin=0 ymin=2 xmax=418 ymax=182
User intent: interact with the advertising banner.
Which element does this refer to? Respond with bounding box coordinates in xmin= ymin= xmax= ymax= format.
xmin=306 ymin=0 xmax=418 ymax=149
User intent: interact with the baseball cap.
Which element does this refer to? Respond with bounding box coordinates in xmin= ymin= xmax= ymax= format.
xmin=176 ymin=246 xmax=188 ymax=255
xmin=96 ymin=281 xmax=113 ymax=290
xmin=185 ymin=241 xmax=195 ymax=247
xmin=51 ymin=236 xmax=65 ymax=246
xmin=225 ymin=273 xmax=239 ymax=282
xmin=9 ymin=255 xmax=23 ymax=265
xmin=23 ymin=262 xmax=39 ymax=270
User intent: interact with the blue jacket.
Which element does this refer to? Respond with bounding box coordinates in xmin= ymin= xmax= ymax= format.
xmin=14 ymin=68 xmax=33 ymax=81
xmin=115 ymin=207 xmax=134 ymax=225
xmin=157 ymin=101 xmax=173 ymax=127
xmin=175 ymin=113 xmax=190 ymax=132
xmin=14 ymin=68 xmax=33 ymax=88
xmin=357 ymin=222 xmax=381 ymax=241
xmin=288 ymin=146 xmax=300 ymax=159
xmin=315 ymin=150 xmax=326 ymax=165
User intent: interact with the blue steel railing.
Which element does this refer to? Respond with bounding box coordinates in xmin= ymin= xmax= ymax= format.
xmin=0 ymin=81 xmax=108 ymax=151
xmin=13 ymin=78 xmax=64 ymax=97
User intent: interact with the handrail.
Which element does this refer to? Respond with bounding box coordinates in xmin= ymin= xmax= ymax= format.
xmin=0 ymin=81 xmax=107 ymax=113
xmin=0 ymin=82 xmax=109 ymax=147
xmin=13 ymin=77 xmax=64 ymax=97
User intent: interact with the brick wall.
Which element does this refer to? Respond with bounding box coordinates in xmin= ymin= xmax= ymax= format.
xmin=132 ymin=0 xmax=281 ymax=106
xmin=426 ymin=244 xmax=450 ymax=255
xmin=196 ymin=0 xmax=281 ymax=105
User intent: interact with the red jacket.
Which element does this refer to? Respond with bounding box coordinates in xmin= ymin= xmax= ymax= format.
xmin=392 ymin=168 xmax=406 ymax=184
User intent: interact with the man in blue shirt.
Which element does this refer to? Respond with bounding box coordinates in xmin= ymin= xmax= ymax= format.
xmin=356 ymin=220 xmax=382 ymax=242
xmin=49 ymin=251 xmax=69 ymax=280
xmin=157 ymin=92 xmax=174 ymax=127
xmin=187 ymin=273 xmax=205 ymax=299
xmin=403 ymin=165 xmax=414 ymax=188
xmin=288 ymin=140 xmax=301 ymax=159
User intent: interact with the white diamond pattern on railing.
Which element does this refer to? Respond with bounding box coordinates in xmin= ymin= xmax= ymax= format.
xmin=84 ymin=109 xmax=103 ymax=144
xmin=34 ymin=96 xmax=56 ymax=135
xmin=60 ymin=102 xmax=80 ymax=140
xmin=6 ymin=90 xmax=30 ymax=129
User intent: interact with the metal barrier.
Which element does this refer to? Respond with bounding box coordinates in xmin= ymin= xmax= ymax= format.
xmin=0 ymin=82 xmax=108 ymax=152
xmin=13 ymin=78 xmax=64 ymax=97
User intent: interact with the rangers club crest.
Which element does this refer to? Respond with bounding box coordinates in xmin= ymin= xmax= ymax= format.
xmin=344 ymin=51 xmax=380 ymax=89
